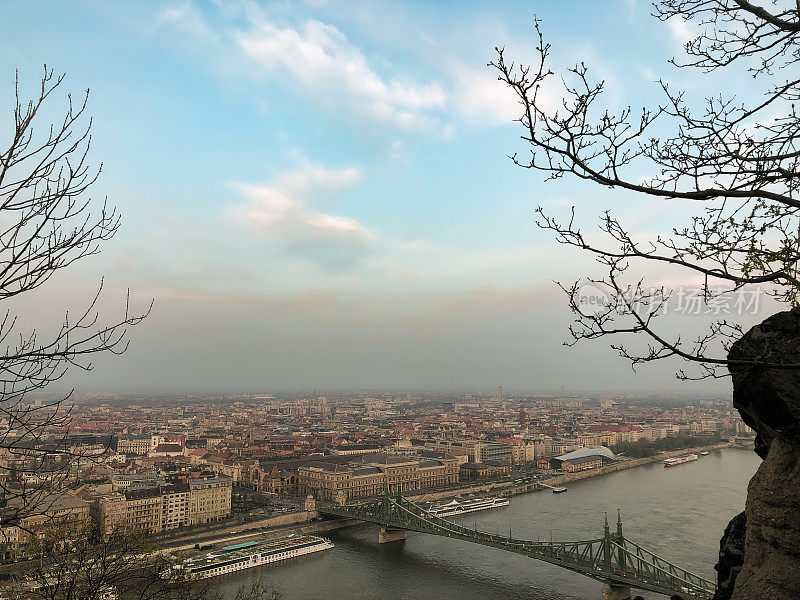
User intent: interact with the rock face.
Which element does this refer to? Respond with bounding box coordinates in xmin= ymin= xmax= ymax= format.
xmin=713 ymin=511 xmax=746 ymax=600
xmin=726 ymin=307 xmax=800 ymax=599
xmin=729 ymin=307 xmax=800 ymax=458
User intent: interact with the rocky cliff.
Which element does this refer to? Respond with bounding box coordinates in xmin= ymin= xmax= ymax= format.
xmin=721 ymin=308 xmax=800 ymax=599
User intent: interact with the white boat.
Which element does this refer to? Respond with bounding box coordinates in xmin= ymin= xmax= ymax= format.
xmin=700 ymin=451 xmax=710 ymax=456
xmin=166 ymin=535 xmax=334 ymax=580
xmin=425 ymin=497 xmax=509 ymax=517
xmin=664 ymin=454 xmax=698 ymax=468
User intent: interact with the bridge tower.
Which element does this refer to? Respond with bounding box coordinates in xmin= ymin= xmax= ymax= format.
xmin=378 ymin=487 xmax=406 ymax=543
xmin=601 ymin=513 xmax=631 ymax=600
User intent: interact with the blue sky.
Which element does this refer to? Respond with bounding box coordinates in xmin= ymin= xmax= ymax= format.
xmin=0 ymin=0 xmax=759 ymax=393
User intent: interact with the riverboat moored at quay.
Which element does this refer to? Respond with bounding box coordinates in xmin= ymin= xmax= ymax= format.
xmin=664 ymin=454 xmax=698 ymax=468
xmin=165 ymin=535 xmax=334 ymax=580
xmin=425 ymin=497 xmax=509 ymax=517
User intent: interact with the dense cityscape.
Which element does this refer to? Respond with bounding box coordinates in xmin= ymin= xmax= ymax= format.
xmin=0 ymin=390 xmax=753 ymax=557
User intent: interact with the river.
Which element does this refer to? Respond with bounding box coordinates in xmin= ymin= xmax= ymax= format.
xmin=213 ymin=448 xmax=760 ymax=600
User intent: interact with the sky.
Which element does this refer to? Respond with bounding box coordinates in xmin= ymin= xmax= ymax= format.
xmin=0 ymin=0 xmax=777 ymax=394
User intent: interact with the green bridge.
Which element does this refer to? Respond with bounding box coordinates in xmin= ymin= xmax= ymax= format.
xmin=318 ymin=492 xmax=716 ymax=600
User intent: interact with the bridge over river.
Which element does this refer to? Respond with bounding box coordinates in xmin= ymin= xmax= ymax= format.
xmin=319 ymin=492 xmax=716 ymax=600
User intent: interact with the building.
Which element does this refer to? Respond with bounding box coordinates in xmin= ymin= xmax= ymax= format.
xmin=112 ymin=471 xmax=166 ymax=491
xmin=330 ymin=444 xmax=383 ymax=456
xmin=550 ymin=439 xmax=583 ymax=456
xmin=0 ymin=494 xmax=90 ymax=556
xmin=96 ymin=493 xmax=128 ymax=537
xmin=536 ymin=457 xmax=553 ymax=471
xmin=496 ymin=438 xmax=526 ymax=464
xmin=478 ymin=441 xmax=513 ymax=464
xmin=298 ymin=453 xmax=460 ymax=502
xmin=115 ymin=436 xmax=152 ymax=456
xmin=188 ymin=476 xmax=232 ymax=525
xmin=545 ymin=448 xmax=613 ymax=472
xmin=161 ymin=483 xmax=190 ymax=529
xmin=97 ymin=488 xmax=164 ymax=536
xmin=148 ymin=443 xmax=185 ymax=458
xmin=249 ymin=464 xmax=297 ymax=494
xmin=123 ymin=488 xmax=163 ymax=533
xmin=196 ymin=455 xmax=251 ymax=484
xmin=556 ymin=446 xmax=615 ymax=462
xmin=424 ymin=439 xmax=485 ymax=462
xmin=560 ymin=455 xmax=605 ymax=473
xmin=97 ymin=479 xmax=219 ymax=536
xmin=459 ymin=461 xmax=511 ymax=480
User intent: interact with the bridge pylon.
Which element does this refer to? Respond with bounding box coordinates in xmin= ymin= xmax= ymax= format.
xmin=601 ymin=583 xmax=631 ymax=600
xmin=379 ymin=527 xmax=407 ymax=543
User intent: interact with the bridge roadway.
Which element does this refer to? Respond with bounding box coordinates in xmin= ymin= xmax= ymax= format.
xmin=318 ymin=492 xmax=716 ymax=600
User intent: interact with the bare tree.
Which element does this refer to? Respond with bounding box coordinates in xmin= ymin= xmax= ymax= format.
xmin=3 ymin=524 xmax=209 ymax=600
xmin=1 ymin=521 xmax=284 ymax=600
xmin=0 ymin=66 xmax=149 ymax=526
xmin=491 ymin=1 xmax=800 ymax=379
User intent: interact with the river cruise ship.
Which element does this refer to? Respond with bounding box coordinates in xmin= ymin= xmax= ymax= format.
xmin=664 ymin=453 xmax=698 ymax=468
xmin=425 ymin=497 xmax=509 ymax=517
xmin=168 ymin=535 xmax=333 ymax=580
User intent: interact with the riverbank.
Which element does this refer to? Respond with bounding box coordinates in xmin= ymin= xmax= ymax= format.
xmin=540 ymin=441 xmax=736 ymax=488
xmin=409 ymin=442 xmax=745 ymax=502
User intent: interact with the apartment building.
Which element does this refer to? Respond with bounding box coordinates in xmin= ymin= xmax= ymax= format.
xmin=188 ymin=477 xmax=232 ymax=525
xmin=98 ymin=480 xmax=219 ymax=536
xmin=423 ymin=439 xmax=484 ymax=461
xmin=161 ymin=483 xmax=189 ymax=529
xmin=478 ymin=441 xmax=514 ymax=464
xmin=0 ymin=494 xmax=90 ymax=556
xmin=549 ymin=439 xmax=583 ymax=456
xmin=96 ymin=493 xmax=127 ymax=535
xmin=112 ymin=471 xmax=166 ymax=491
xmin=123 ymin=488 xmax=163 ymax=533
xmin=459 ymin=461 xmax=512 ymax=480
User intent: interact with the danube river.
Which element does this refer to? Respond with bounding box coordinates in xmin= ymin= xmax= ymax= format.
xmin=214 ymin=448 xmax=760 ymax=600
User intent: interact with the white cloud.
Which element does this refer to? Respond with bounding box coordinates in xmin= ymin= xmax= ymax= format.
xmin=154 ymin=1 xmax=216 ymax=41
xmin=231 ymin=163 xmax=373 ymax=270
xmin=668 ymin=17 xmax=695 ymax=46
xmin=234 ymin=18 xmax=446 ymax=130
xmin=151 ymin=3 xmax=545 ymax=133
xmin=454 ymin=65 xmax=520 ymax=125
xmin=274 ymin=164 xmax=362 ymax=196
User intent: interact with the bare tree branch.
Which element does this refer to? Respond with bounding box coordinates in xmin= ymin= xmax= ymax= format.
xmin=0 ymin=67 xmax=149 ymax=526
xmin=492 ymin=6 xmax=800 ymax=378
